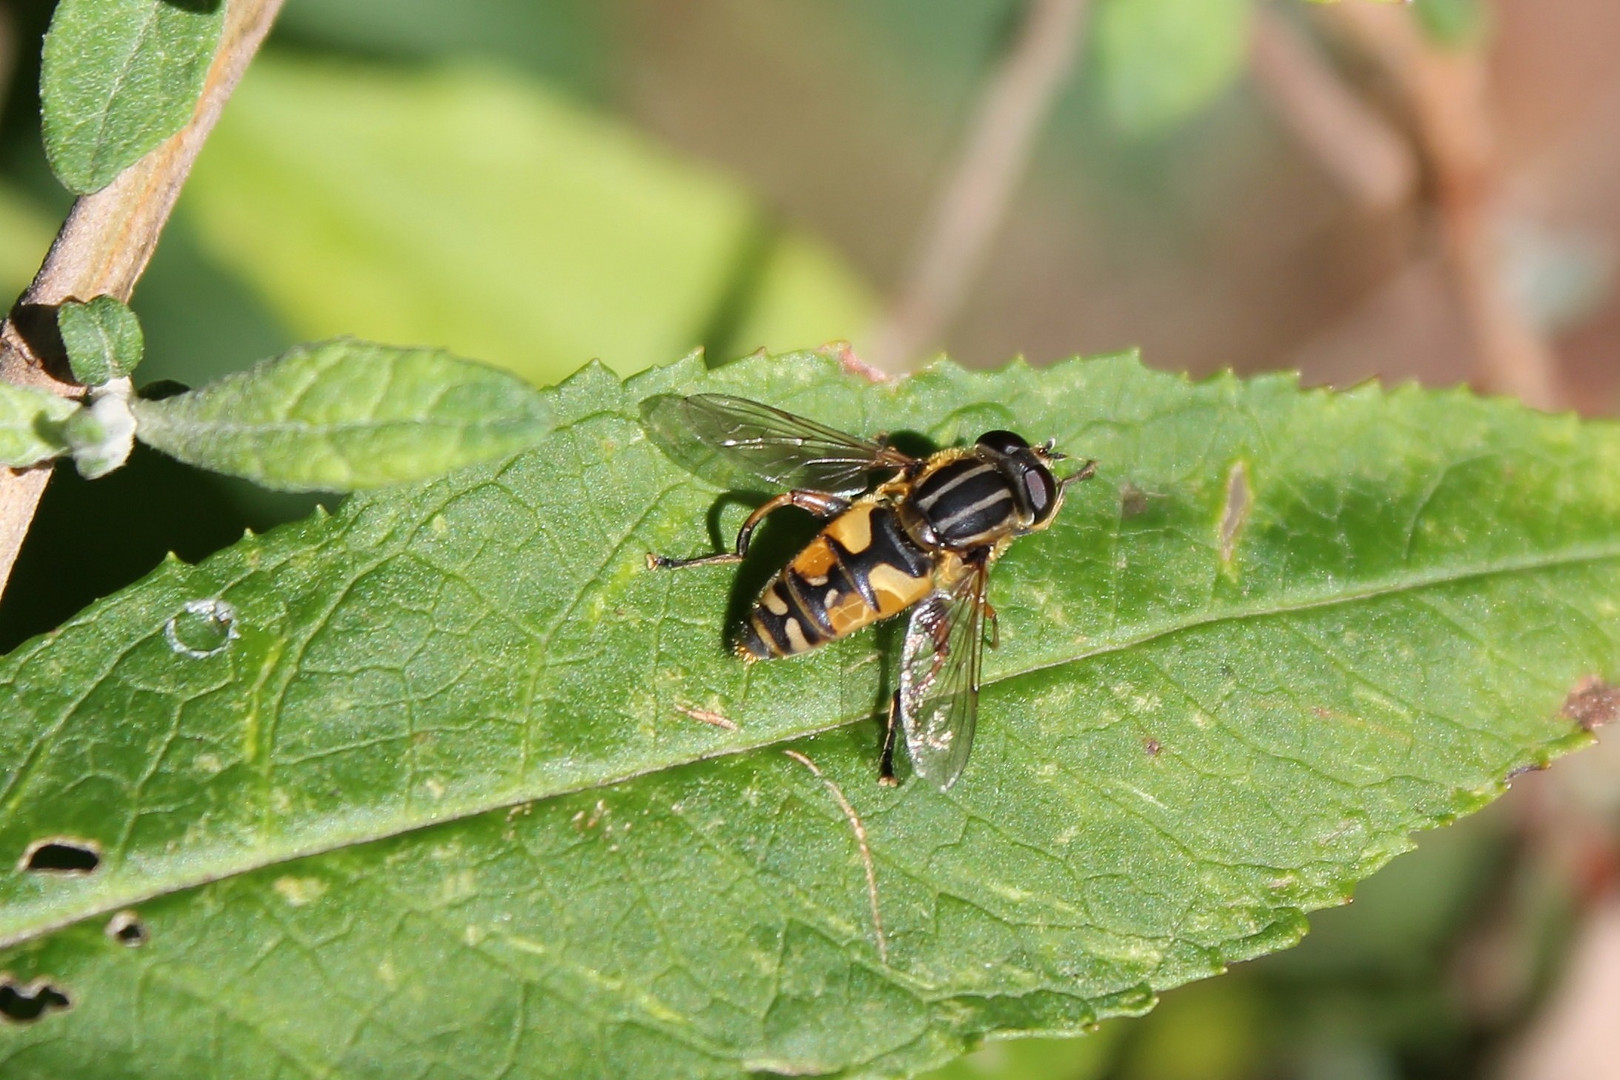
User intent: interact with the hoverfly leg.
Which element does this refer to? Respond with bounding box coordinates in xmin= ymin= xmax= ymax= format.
xmin=878 ymin=689 xmax=902 ymax=786
xmin=984 ymin=601 xmax=999 ymax=649
xmin=1061 ymin=459 xmax=1098 ymax=488
xmin=647 ymin=489 xmax=852 ymax=571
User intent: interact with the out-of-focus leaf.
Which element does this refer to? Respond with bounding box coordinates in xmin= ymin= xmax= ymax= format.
xmin=919 ymin=1022 xmax=1119 ymax=1080
xmin=0 ymin=380 xmax=77 ymax=467
xmin=274 ymin=0 xmax=609 ymax=99
xmin=131 ymin=339 xmax=557 ymax=491
xmin=57 ymin=296 xmax=145 ymax=385
xmin=1414 ymin=0 xmax=1487 ymax=48
xmin=40 ymin=0 xmax=226 ymax=194
xmin=0 ymin=350 xmax=1614 ymax=1077
xmin=0 ymin=185 xmax=56 ymax=299
xmin=180 ymin=56 xmax=876 ymax=384
xmin=1091 ymin=0 xmax=1252 ymax=135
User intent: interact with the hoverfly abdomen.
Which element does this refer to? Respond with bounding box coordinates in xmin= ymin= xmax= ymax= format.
xmin=742 ymin=503 xmax=934 ymax=660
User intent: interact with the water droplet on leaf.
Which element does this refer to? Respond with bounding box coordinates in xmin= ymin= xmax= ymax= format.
xmin=164 ymin=599 xmax=239 ymax=658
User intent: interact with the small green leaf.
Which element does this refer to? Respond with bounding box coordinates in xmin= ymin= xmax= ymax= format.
xmin=0 ymin=351 xmax=1615 ymax=1076
xmin=41 ymin=0 xmax=226 ymax=194
xmin=0 ymin=380 xmax=78 ymax=468
xmin=57 ymin=296 xmax=145 ymax=385
xmin=1092 ymin=0 xmax=1252 ymax=135
xmin=129 ymin=339 xmax=557 ymax=491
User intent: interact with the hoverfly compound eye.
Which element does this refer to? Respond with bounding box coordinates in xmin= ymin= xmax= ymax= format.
xmin=976 ymin=430 xmax=1029 ymax=456
xmin=1024 ymin=464 xmax=1058 ymax=521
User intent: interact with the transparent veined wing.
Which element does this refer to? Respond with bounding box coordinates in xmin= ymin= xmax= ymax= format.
xmin=898 ymin=560 xmax=990 ymax=791
xmin=640 ymin=393 xmax=914 ymax=496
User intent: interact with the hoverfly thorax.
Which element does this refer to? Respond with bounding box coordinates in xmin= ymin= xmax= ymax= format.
xmin=900 ymin=429 xmax=1068 ymax=551
xmin=974 ymin=429 xmax=1067 ymax=533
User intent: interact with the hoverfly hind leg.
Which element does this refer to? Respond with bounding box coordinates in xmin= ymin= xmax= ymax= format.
xmin=878 ymin=689 xmax=902 ymax=786
xmin=647 ymin=489 xmax=853 ymax=572
xmin=645 ymin=550 xmax=744 ymax=571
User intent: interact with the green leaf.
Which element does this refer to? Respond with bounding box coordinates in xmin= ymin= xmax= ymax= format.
xmin=0 ymin=380 xmax=78 ymax=468
xmin=129 ymin=339 xmax=558 ymax=491
xmin=1091 ymin=0 xmax=1253 ymax=135
xmin=1413 ymin=0 xmax=1488 ymax=48
xmin=40 ymin=0 xmax=226 ymax=195
xmin=0 ymin=350 xmax=1613 ymax=1076
xmin=179 ymin=56 xmax=877 ymax=385
xmin=57 ymin=296 xmax=145 ymax=385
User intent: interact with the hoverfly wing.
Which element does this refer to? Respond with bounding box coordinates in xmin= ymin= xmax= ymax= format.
xmin=898 ymin=561 xmax=989 ymax=791
xmin=641 ymin=393 xmax=914 ymax=496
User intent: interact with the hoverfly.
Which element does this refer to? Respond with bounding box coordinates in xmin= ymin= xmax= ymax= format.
xmin=643 ymin=393 xmax=1095 ymax=790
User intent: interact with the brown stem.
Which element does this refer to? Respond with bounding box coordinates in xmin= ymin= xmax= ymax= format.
xmin=1326 ymin=2 xmax=1563 ymax=410
xmin=1249 ymin=6 xmax=1417 ymax=214
xmin=866 ymin=0 xmax=1089 ymax=373
xmin=0 ymin=0 xmax=287 ymax=602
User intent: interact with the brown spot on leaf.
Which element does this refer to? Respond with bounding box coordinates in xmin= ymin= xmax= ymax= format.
xmin=1218 ymin=462 xmax=1251 ymax=565
xmin=1143 ymin=738 xmax=1162 ymax=758
xmin=819 ymin=341 xmax=890 ymax=383
xmin=1120 ymin=483 xmax=1150 ymax=518
xmin=1563 ymin=676 xmax=1620 ymax=731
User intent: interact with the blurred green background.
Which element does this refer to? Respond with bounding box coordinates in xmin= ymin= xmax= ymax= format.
xmin=3 ymin=1 xmax=1619 ymax=1076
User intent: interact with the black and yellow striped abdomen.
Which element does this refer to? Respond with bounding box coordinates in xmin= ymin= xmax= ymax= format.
xmin=740 ymin=501 xmax=935 ymax=660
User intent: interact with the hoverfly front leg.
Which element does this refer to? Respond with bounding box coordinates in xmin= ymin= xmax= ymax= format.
xmin=647 ymin=490 xmax=852 ymax=570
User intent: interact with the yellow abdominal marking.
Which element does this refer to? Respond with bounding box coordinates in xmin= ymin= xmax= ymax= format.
xmin=792 ymin=538 xmax=839 ymax=579
xmin=783 ymin=618 xmax=812 ymax=652
xmin=827 ymin=505 xmax=874 ymax=553
xmin=825 ymin=588 xmax=870 ymax=629
xmin=763 ymin=589 xmax=789 ymax=615
xmin=866 ymin=563 xmax=926 ymax=616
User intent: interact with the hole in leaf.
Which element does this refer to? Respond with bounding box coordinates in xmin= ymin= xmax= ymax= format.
xmin=0 ymin=977 xmax=71 ymax=1023
xmin=105 ymin=910 xmax=147 ymax=947
xmin=19 ymin=838 xmax=100 ymax=874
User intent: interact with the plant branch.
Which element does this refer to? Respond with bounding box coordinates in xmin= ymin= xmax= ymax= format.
xmin=1325 ymin=3 xmax=1564 ymax=410
xmin=0 ymin=0 xmax=287 ymax=603
xmin=866 ymin=0 xmax=1089 ymax=374
xmin=1249 ymin=6 xmax=1417 ymax=214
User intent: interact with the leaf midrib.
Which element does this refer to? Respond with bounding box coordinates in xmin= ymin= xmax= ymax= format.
xmin=5 ymin=540 xmax=1615 ymax=949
